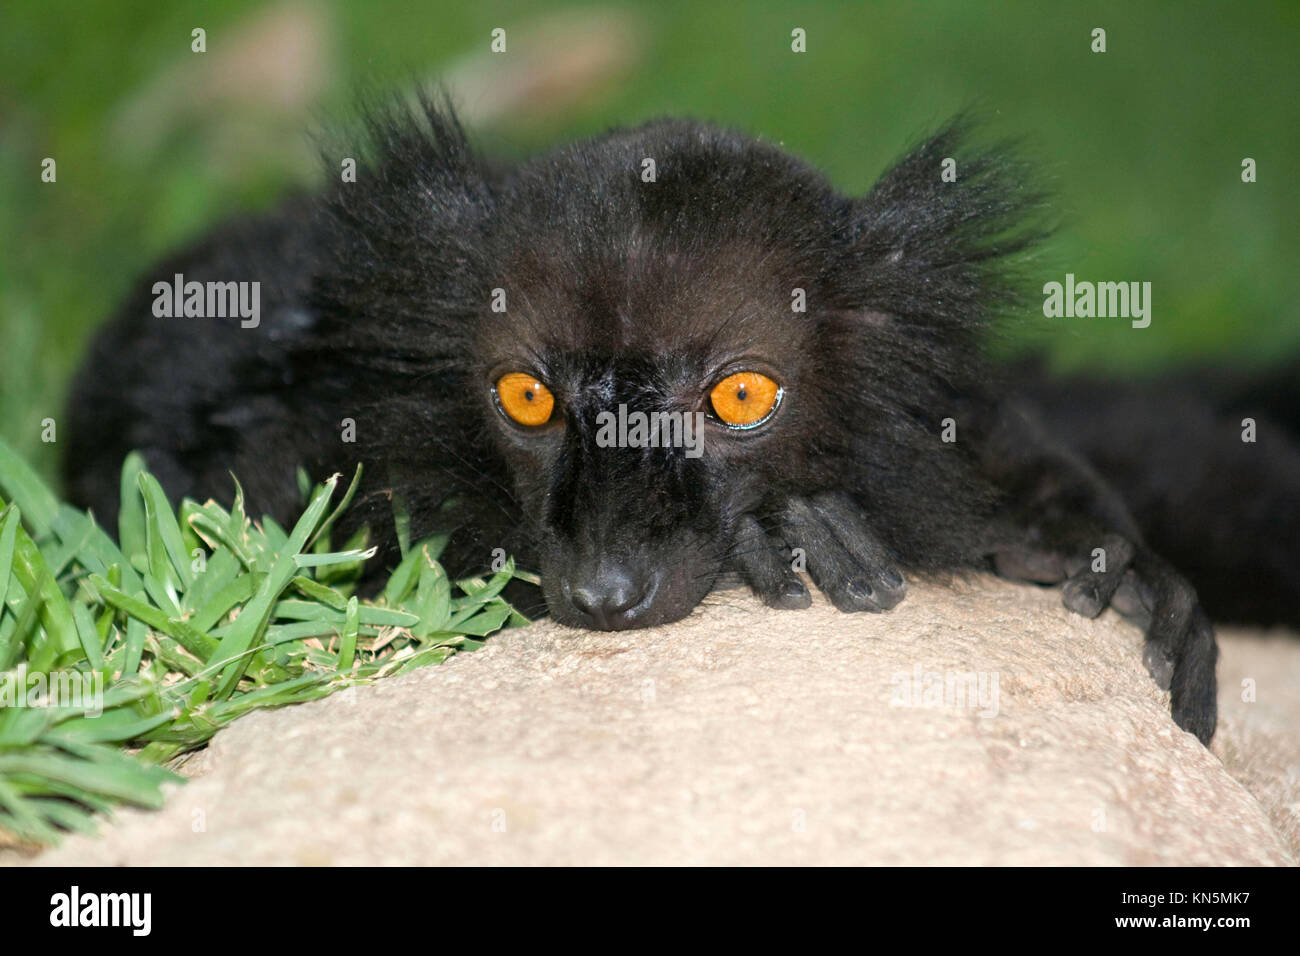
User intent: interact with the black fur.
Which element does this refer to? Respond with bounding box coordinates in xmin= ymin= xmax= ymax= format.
xmin=1019 ymin=360 xmax=1300 ymax=630
xmin=66 ymin=93 xmax=1284 ymax=745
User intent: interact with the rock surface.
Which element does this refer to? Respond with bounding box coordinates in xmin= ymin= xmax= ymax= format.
xmin=27 ymin=575 xmax=1298 ymax=866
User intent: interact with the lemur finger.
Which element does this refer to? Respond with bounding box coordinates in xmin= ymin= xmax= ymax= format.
xmin=1170 ymin=607 xmax=1218 ymax=744
xmin=1111 ymin=569 xmax=1153 ymax=620
xmin=807 ymin=491 xmax=908 ymax=608
xmin=1143 ymin=638 xmax=1175 ymax=691
xmin=1061 ymin=533 xmax=1135 ymax=618
xmin=1112 ymin=568 xmax=1169 ymax=687
xmin=732 ymin=514 xmax=811 ymax=610
xmin=780 ymin=498 xmax=902 ymax=613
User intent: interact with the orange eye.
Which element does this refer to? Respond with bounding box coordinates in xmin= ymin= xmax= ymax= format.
xmin=495 ymin=373 xmax=555 ymax=427
xmin=709 ymin=372 xmax=781 ymax=428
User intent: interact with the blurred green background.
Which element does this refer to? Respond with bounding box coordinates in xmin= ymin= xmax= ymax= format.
xmin=2 ymin=0 xmax=1297 ymax=485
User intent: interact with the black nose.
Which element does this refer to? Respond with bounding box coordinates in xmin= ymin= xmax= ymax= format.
xmin=566 ymin=565 xmax=652 ymax=629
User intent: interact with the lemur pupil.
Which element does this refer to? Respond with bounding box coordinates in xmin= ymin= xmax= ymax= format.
xmin=737 ymin=388 xmax=747 ymax=401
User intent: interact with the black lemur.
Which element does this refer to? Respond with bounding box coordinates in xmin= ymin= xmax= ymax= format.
xmin=65 ymin=94 xmax=1296 ymax=745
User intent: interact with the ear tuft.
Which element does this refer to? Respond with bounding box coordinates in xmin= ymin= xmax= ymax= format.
xmin=836 ymin=115 xmax=1052 ymax=333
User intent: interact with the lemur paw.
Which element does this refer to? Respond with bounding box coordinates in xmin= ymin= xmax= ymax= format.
xmin=994 ymin=532 xmax=1134 ymax=619
xmin=729 ymin=512 xmax=813 ymax=610
xmin=731 ymin=492 xmax=906 ymax=613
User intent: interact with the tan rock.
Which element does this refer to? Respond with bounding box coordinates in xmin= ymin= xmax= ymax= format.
xmin=28 ymin=576 xmax=1296 ymax=866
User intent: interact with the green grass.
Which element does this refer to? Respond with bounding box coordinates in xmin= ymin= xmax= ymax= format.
xmin=0 ymin=437 xmax=536 ymax=848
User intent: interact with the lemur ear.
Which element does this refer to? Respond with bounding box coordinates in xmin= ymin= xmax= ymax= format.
xmin=318 ymin=86 xmax=491 ymax=247
xmin=835 ymin=117 xmax=1049 ymax=332
xmin=312 ymin=87 xmax=494 ymax=342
